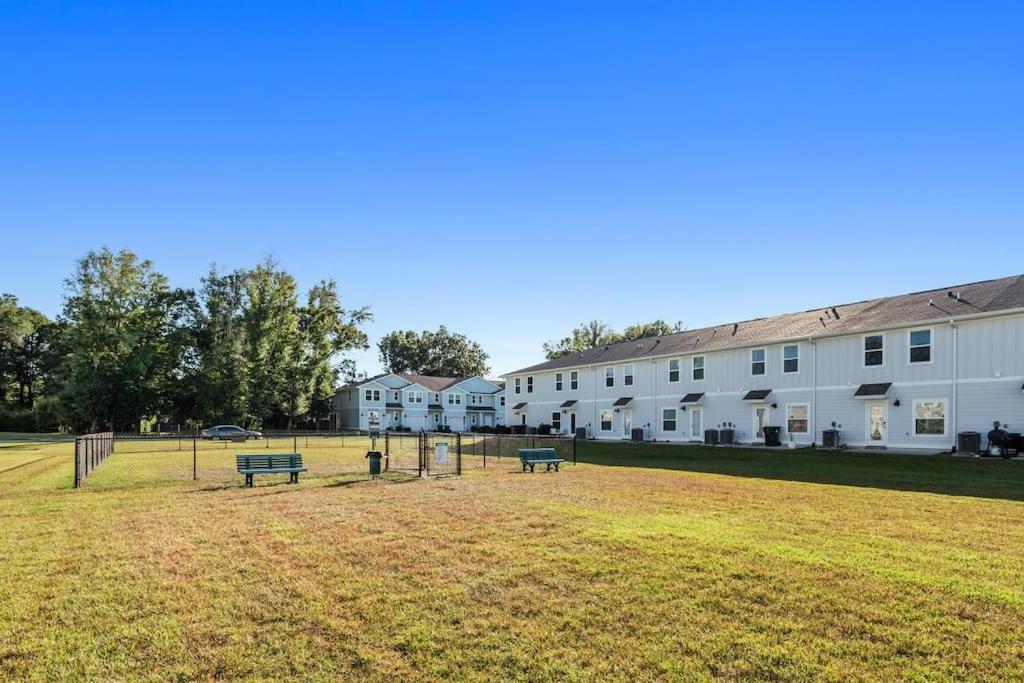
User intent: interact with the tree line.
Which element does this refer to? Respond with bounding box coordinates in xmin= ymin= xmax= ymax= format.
xmin=0 ymin=248 xmax=370 ymax=432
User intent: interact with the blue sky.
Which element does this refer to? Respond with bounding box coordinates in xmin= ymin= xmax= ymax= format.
xmin=1 ymin=1 xmax=1022 ymax=376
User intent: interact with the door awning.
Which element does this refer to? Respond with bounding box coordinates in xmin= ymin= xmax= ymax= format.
xmin=560 ymin=400 xmax=577 ymax=409
xmin=680 ymin=392 xmax=705 ymax=404
xmin=466 ymin=406 xmax=496 ymax=412
xmin=385 ymin=402 xmax=403 ymax=409
xmin=854 ymin=382 xmax=892 ymax=399
xmin=512 ymin=402 xmax=527 ymax=410
xmin=612 ymin=397 xmax=634 ymax=407
xmin=742 ymin=389 xmax=772 ymax=402
xmin=428 ymin=403 xmax=443 ymax=410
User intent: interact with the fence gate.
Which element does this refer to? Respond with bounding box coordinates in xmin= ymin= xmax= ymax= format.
xmin=420 ymin=432 xmax=461 ymax=477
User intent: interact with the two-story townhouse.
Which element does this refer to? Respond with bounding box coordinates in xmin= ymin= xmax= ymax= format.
xmin=504 ymin=275 xmax=1024 ymax=451
xmin=334 ymin=374 xmax=505 ymax=431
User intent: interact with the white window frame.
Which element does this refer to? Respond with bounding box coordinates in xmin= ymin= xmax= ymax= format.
xmin=600 ymin=409 xmax=613 ymax=431
xmin=447 ymin=393 xmax=455 ymax=405
xmin=527 ymin=376 xmax=534 ymax=393
xmin=782 ymin=344 xmax=799 ymax=374
xmin=500 ymin=396 xmax=505 ymax=406
xmin=555 ymin=372 xmax=563 ymax=391
xmin=455 ymin=393 xmax=462 ymax=405
xmin=570 ymin=371 xmax=578 ymax=390
xmin=692 ymin=356 xmax=705 ymax=382
xmin=514 ymin=378 xmax=521 ymax=394
xmin=863 ymin=333 xmax=885 ymax=368
xmin=409 ymin=391 xmax=423 ymax=404
xmin=751 ymin=348 xmax=766 ymax=376
xmin=662 ymin=407 xmax=677 ymax=432
xmin=912 ymin=399 xmax=947 ymax=437
xmin=623 ymin=364 xmax=634 ymax=386
xmin=908 ymin=328 xmax=933 ymax=365
xmin=551 ymin=412 xmax=561 ymax=431
xmin=364 ymin=388 xmax=381 ymax=402
xmin=668 ymin=358 xmax=680 ymax=383
xmin=605 ymin=367 xmax=615 ymax=388
xmin=786 ymin=403 xmax=809 ymax=434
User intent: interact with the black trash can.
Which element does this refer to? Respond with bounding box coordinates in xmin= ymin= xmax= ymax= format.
xmin=366 ymin=450 xmax=383 ymax=478
xmin=719 ymin=428 xmax=735 ymax=445
xmin=1006 ymin=433 xmax=1021 ymax=456
xmin=822 ymin=429 xmax=839 ymax=449
xmin=763 ymin=426 xmax=782 ymax=447
xmin=704 ymin=429 xmax=720 ymax=445
xmin=957 ymin=431 xmax=981 ymax=455
xmin=631 ymin=428 xmax=645 ymax=442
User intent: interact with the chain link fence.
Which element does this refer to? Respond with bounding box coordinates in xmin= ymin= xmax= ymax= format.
xmin=72 ymin=431 xmax=576 ymax=489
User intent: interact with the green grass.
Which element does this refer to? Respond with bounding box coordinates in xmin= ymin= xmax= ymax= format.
xmin=2 ymin=438 xmax=1024 ymax=680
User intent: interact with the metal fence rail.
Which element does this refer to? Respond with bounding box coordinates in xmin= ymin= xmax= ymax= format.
xmin=74 ymin=432 xmax=114 ymax=488
xmin=460 ymin=434 xmax=576 ymax=469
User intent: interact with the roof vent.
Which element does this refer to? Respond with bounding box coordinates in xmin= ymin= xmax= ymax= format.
xmin=731 ymin=323 xmax=738 ymax=336
xmin=948 ymin=291 xmax=961 ymax=301
xmin=831 ymin=307 xmax=840 ymax=319
xmin=928 ymin=299 xmax=935 ymax=307
xmin=819 ymin=317 xmax=827 ymax=328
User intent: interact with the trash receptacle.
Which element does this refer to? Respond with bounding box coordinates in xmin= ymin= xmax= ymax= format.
xmin=763 ymin=426 xmax=781 ymax=447
xmin=957 ymin=431 xmax=981 ymax=455
xmin=366 ymin=450 xmax=383 ymax=478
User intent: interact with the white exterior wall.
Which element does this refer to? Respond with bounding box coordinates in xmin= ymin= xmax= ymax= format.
xmin=335 ymin=376 xmax=505 ymax=432
xmin=506 ymin=313 xmax=1024 ymax=450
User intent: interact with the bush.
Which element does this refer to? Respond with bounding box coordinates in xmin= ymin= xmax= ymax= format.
xmin=0 ymin=406 xmax=41 ymax=432
xmin=493 ymin=424 xmax=511 ymax=434
xmin=536 ymin=423 xmax=552 ymax=436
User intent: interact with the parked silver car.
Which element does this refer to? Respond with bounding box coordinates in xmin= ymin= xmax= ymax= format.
xmin=200 ymin=425 xmax=262 ymax=440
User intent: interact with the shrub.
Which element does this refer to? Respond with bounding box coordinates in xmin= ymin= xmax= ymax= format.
xmin=536 ymin=423 xmax=552 ymax=436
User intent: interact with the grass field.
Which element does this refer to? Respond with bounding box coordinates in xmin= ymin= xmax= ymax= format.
xmin=2 ymin=438 xmax=1024 ymax=680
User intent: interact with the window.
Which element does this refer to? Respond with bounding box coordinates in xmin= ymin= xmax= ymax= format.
xmin=527 ymin=376 xmax=534 ymax=393
xmin=909 ymin=329 xmax=932 ymax=364
xmin=624 ymin=364 xmax=634 ymax=386
xmin=692 ymin=356 xmax=705 ymax=381
xmin=605 ymin=367 xmax=615 ymax=387
xmin=447 ymin=393 xmax=462 ymax=405
xmin=393 ymin=391 xmax=400 ymax=401
xmin=551 ymin=412 xmax=561 ymax=431
xmin=600 ymin=410 xmax=613 ymax=431
xmin=864 ymin=335 xmax=884 ymax=367
xmin=455 ymin=394 xmax=462 ymax=405
xmin=447 ymin=393 xmax=454 ymax=405
xmin=570 ymin=371 xmax=578 ymax=390
xmin=555 ymin=372 xmax=563 ymax=391
xmin=914 ymin=400 xmax=946 ymax=435
xmin=500 ymin=396 xmax=505 ymax=407
xmin=514 ymin=378 xmax=521 ymax=394
xmin=409 ymin=391 xmax=423 ymax=404
xmin=786 ymin=404 xmax=809 ymax=433
xmin=751 ymin=348 xmax=766 ymax=375
xmin=364 ymin=389 xmax=380 ymax=402
xmin=662 ymin=408 xmax=677 ymax=432
xmin=668 ymin=359 xmax=680 ymax=382
xmin=783 ymin=345 xmax=799 ymax=374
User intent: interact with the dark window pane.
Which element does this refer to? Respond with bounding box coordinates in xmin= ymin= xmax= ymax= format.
xmin=865 ymin=335 xmax=883 ymax=351
xmin=752 ymin=362 xmax=765 ymax=375
xmin=865 ymin=350 xmax=883 ymax=366
xmin=784 ymin=359 xmax=798 ymax=373
xmin=910 ymin=330 xmax=931 ymax=346
xmin=910 ymin=346 xmax=931 ymax=363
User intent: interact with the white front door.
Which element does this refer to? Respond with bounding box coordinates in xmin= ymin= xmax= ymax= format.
xmin=866 ymin=401 xmax=887 ymax=446
xmin=623 ymin=410 xmax=633 ymax=437
xmin=690 ymin=408 xmax=703 ymax=441
xmin=753 ymin=405 xmax=769 ymax=440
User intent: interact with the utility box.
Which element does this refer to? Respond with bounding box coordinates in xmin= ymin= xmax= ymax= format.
xmin=822 ymin=429 xmax=840 ymax=449
xmin=719 ymin=429 xmax=735 ymax=445
xmin=704 ymin=429 xmax=720 ymax=445
xmin=957 ymin=431 xmax=981 ymax=455
xmin=575 ymin=427 xmax=587 ymax=440
xmin=631 ymin=428 xmax=645 ymax=442
xmin=366 ymin=450 xmax=383 ymax=478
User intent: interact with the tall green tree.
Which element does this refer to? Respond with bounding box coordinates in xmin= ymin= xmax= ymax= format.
xmin=192 ymin=267 xmax=250 ymax=425
xmin=0 ymin=294 xmax=50 ymax=407
xmin=378 ymin=326 xmax=489 ymax=377
xmin=58 ymin=248 xmax=193 ymax=431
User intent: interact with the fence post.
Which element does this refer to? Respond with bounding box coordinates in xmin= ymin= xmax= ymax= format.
xmin=483 ymin=435 xmax=486 ymax=469
xmin=573 ymin=435 xmax=577 ymax=465
xmin=74 ymin=437 xmax=80 ymax=488
xmin=457 ymin=432 xmax=462 ymax=476
xmin=193 ymin=436 xmax=197 ymax=480
xmin=293 ymin=434 xmax=298 ymax=454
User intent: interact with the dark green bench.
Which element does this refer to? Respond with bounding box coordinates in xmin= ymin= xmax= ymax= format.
xmin=519 ymin=447 xmax=564 ymax=472
xmin=236 ymin=453 xmax=307 ymax=487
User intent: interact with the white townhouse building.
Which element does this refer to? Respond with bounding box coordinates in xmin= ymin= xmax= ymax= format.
xmin=503 ymin=275 xmax=1024 ymax=451
xmin=334 ymin=374 xmax=506 ymax=432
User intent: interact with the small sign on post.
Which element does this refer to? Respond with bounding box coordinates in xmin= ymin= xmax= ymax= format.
xmin=435 ymin=441 xmax=449 ymax=465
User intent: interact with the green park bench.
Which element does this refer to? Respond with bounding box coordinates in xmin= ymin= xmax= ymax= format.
xmin=236 ymin=453 xmax=307 ymax=487
xmin=518 ymin=447 xmax=565 ymax=473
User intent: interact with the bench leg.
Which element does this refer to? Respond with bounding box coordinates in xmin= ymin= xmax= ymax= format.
xmin=554 ymin=462 xmax=560 ymax=472
xmin=529 ymin=463 xmax=535 ymax=473
xmin=522 ymin=462 xmax=527 ymax=473
xmin=245 ymin=474 xmax=253 ymax=488
xmin=291 ymin=472 xmax=299 ymax=484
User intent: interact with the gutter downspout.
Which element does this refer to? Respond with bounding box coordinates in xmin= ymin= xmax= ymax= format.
xmin=950 ymin=319 xmax=958 ymax=451
xmin=809 ymin=337 xmax=817 ymax=447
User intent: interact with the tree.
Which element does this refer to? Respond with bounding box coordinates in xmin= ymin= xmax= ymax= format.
xmin=379 ymin=326 xmax=489 ymax=377
xmin=0 ymin=295 xmax=51 ymax=407
xmin=58 ymin=248 xmax=193 ymax=431
xmin=542 ymin=321 xmax=621 ymax=360
xmin=543 ymin=320 xmax=685 ymax=359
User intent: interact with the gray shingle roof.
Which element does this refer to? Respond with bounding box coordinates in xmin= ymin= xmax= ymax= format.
xmin=506 ymin=275 xmax=1024 ymax=376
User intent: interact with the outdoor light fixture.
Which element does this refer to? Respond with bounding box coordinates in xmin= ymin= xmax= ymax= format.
xmin=771 ymin=402 xmax=778 ymax=409
xmin=893 ymin=399 xmax=901 ymax=407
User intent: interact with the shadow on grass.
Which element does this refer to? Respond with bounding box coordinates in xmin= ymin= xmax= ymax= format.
xmin=574 ymin=442 xmax=1024 ymax=502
